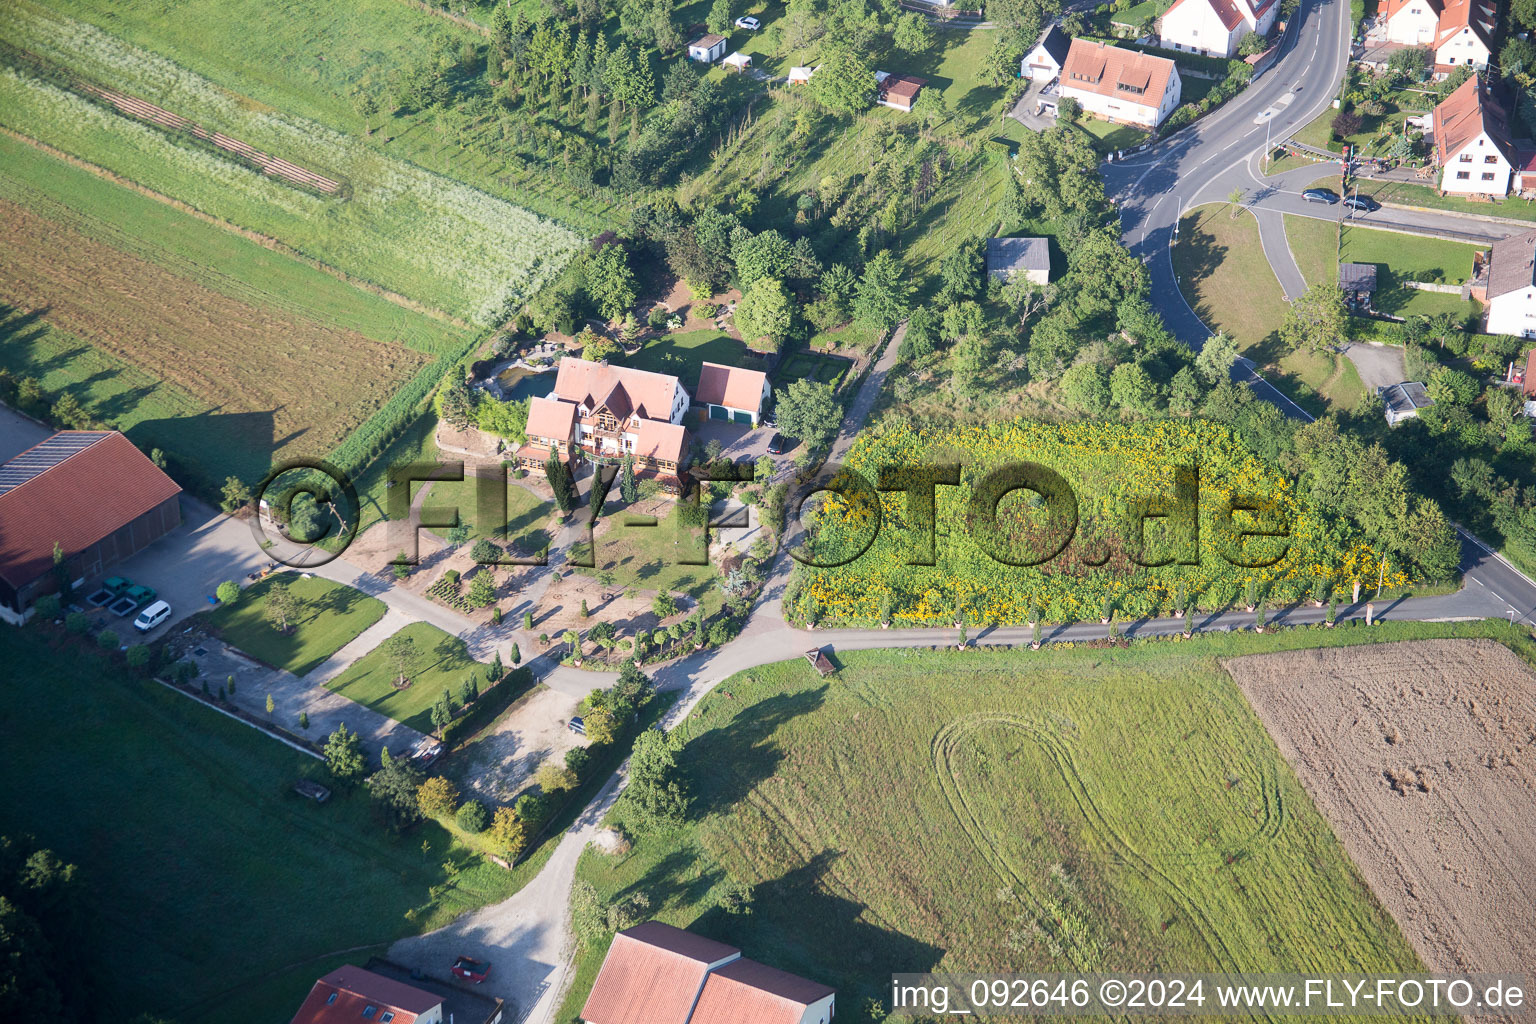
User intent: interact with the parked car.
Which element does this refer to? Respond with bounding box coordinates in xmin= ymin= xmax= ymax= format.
xmin=1302 ymin=188 xmax=1340 ymax=205
xmin=766 ymin=433 xmax=792 ymax=455
xmin=568 ymin=716 xmax=586 ymax=736
xmin=451 ymin=957 xmax=490 ymax=983
xmin=735 ymin=15 xmax=760 ymax=29
xmin=133 ymin=600 xmax=172 ymax=633
xmin=408 ymin=737 xmax=442 ymax=770
xmin=1342 ymin=194 xmax=1379 ymax=212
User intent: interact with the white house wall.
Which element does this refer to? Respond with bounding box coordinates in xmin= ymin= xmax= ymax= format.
xmin=1385 ymin=4 xmax=1439 ymax=44
xmin=1441 ymin=131 xmax=1512 ymax=195
xmin=1487 ymin=287 xmax=1536 ymax=337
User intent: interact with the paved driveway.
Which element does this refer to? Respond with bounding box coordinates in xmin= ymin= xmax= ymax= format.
xmin=692 ymin=418 xmax=773 ymax=463
xmin=0 ymin=405 xmax=51 ymax=462
xmin=1341 ymin=341 xmax=1407 ymax=394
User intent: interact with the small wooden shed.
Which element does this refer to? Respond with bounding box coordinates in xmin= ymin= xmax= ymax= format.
xmin=804 ymin=647 xmax=835 ymax=677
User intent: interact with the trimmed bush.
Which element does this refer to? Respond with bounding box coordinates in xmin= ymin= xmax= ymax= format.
xmin=456 ymin=800 xmax=489 ymax=833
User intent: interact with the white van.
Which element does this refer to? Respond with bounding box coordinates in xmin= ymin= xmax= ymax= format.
xmin=133 ymin=600 xmax=172 ymax=633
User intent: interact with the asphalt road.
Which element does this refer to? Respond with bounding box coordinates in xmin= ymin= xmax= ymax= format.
xmin=1100 ymin=0 xmax=1536 ymax=618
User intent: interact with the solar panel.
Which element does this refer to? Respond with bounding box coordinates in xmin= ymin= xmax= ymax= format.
xmin=0 ymin=432 xmax=111 ymax=496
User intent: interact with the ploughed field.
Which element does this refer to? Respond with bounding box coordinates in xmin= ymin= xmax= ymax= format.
xmin=1226 ymin=639 xmax=1536 ymax=985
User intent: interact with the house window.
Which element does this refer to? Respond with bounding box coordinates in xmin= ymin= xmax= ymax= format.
xmin=1460 ymin=153 xmax=1472 ymax=161
xmin=381 ymin=1015 xmax=396 ymax=1024
xmin=326 ymin=994 xmax=338 ymax=1006
xmin=1482 ymin=172 xmax=1496 ymax=180
xmin=1456 ymin=170 xmax=1471 ymax=179
xmin=363 ymin=1008 xmax=377 ymax=1020
xmin=1486 ymin=154 xmax=1499 ymax=163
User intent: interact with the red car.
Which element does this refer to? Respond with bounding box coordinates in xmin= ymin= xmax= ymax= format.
xmin=452 ymin=956 xmax=490 ymax=983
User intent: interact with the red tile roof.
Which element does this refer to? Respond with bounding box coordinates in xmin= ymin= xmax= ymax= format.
xmin=525 ymin=397 xmax=577 ymax=444
xmin=289 ymin=966 xmax=440 ymax=1024
xmin=0 ymin=431 xmax=181 ymax=589
xmin=1165 ymin=0 xmax=1247 ymax=32
xmin=1432 ymin=74 xmax=1511 ymax=168
xmin=581 ymin=922 xmax=741 ymax=1024
xmin=689 ymin=958 xmax=836 ymax=1024
xmin=1060 ymin=39 xmax=1177 ymax=109
xmin=695 ymin=362 xmax=768 ymax=413
xmin=633 ymin=420 xmax=689 ymax=465
xmin=553 ymin=358 xmax=679 ymax=423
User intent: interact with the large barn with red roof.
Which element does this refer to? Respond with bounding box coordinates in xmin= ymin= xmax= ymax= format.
xmin=0 ymin=430 xmax=181 ymax=625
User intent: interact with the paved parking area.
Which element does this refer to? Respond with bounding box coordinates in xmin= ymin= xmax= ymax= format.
xmin=106 ymin=497 xmax=270 ymax=637
xmin=693 ymin=418 xmax=776 ymax=463
xmin=0 ymin=406 xmax=51 ymax=462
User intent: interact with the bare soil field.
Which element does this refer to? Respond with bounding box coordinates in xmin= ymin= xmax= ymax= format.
xmin=0 ymin=197 xmax=426 ymax=461
xmin=448 ymin=685 xmax=587 ymax=803
xmin=1226 ymin=639 xmax=1536 ymax=980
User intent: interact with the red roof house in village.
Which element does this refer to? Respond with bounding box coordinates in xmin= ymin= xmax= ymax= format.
xmin=580 ymin=922 xmax=835 ymax=1024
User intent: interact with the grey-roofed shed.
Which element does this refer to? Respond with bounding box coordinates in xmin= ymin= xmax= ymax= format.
xmin=986 ymin=237 xmax=1051 ymax=285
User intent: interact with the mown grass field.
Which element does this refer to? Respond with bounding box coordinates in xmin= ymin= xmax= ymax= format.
xmin=1172 ymin=205 xmax=1286 ymax=356
xmin=554 ymin=623 xmax=1536 ymax=1021
xmin=623 ymin=329 xmax=757 ymax=383
xmin=203 ymin=574 xmax=386 ymax=676
xmin=325 ymin=622 xmax=487 ymax=734
xmin=579 ymin=503 xmax=725 ymax=617
xmin=0 ymin=623 xmax=528 ymax=1022
xmin=1287 ymin=213 xmax=1483 ymax=321
xmin=424 ymin=473 xmax=552 ymax=553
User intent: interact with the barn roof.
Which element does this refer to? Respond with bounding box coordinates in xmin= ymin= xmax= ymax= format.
xmin=0 ymin=431 xmax=181 ymax=589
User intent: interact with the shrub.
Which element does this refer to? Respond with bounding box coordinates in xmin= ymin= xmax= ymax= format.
xmin=96 ymin=628 xmax=119 ymax=651
xmin=444 ymin=569 xmax=462 ymax=587
xmin=216 ymin=580 xmax=241 ymax=604
xmin=456 ymin=799 xmax=490 ymax=833
xmin=1332 ymin=109 xmax=1364 ymax=138
xmin=515 ymin=792 xmax=550 ymax=825
xmin=471 ymin=539 xmax=501 ymax=564
xmin=31 ymin=594 xmax=61 ymax=620
xmin=565 ymin=746 xmax=591 ymax=776
xmin=647 ymin=306 xmax=670 ymax=328
xmin=418 ymin=776 xmax=460 ymax=818
xmin=694 ymin=302 xmax=718 ymax=319
xmin=124 ymin=645 xmax=152 ymax=670
xmin=65 ymin=612 xmax=91 ymax=635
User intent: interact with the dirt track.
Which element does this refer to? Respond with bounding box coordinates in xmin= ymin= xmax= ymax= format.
xmin=1226 ymin=640 xmax=1536 ymax=982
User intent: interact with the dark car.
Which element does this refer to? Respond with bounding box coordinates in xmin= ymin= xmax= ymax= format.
xmin=766 ymin=433 xmax=792 ymax=455
xmin=452 ymin=956 xmax=490 ymax=983
xmin=1342 ymin=194 xmax=1379 ymax=212
xmin=1302 ymin=188 xmax=1340 ymax=205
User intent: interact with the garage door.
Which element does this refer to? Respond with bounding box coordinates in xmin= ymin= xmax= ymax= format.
xmin=709 ymin=405 xmax=729 ymax=421
xmin=733 ymin=409 xmax=753 ymax=425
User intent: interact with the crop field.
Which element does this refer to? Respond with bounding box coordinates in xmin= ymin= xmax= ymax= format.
xmin=4 ymin=0 xmax=616 ymax=231
xmin=555 ymin=624 xmax=1536 ymax=1018
xmin=0 ymin=129 xmax=479 ymax=489
xmin=0 ymin=623 xmax=528 ymax=1021
xmin=0 ymin=3 xmax=586 ymax=324
xmin=0 ymin=191 xmax=430 ymax=484
xmin=1228 ymin=639 xmax=1536 ymax=978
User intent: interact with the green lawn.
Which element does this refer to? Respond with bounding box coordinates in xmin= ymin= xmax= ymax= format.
xmin=0 ymin=624 xmax=527 ymax=1020
xmin=622 ymin=329 xmax=761 ymax=383
xmin=770 ymin=349 xmax=855 ymax=392
xmin=1075 ymin=116 xmax=1149 ymax=155
xmin=1172 ymin=204 xmax=1288 ymax=359
xmin=324 ymin=622 xmax=487 ymax=734
xmin=425 ymin=475 xmax=553 ymax=554
xmin=582 ymin=504 xmax=723 ymax=616
xmin=1338 ymin=224 xmax=1481 ymax=320
xmin=555 ymin=624 xmax=1536 ymax=1019
xmin=1283 ymin=214 xmax=1338 ymax=289
xmin=1368 ymin=179 xmax=1536 ymax=223
xmin=1277 ymin=347 xmax=1367 ymax=413
xmin=807 ymin=321 xmax=882 ymax=353
xmin=13 ymin=0 xmax=614 ymax=232
xmin=205 ymin=574 xmax=386 ymax=676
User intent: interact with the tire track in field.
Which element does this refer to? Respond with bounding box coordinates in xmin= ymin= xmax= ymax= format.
xmin=934 ymin=714 xmax=1273 ymax=1022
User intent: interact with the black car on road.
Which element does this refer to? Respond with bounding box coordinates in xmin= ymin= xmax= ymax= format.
xmin=767 ymin=433 xmax=793 ymax=455
xmin=1342 ymin=194 xmax=1379 ymax=212
xmin=1301 ymin=188 xmax=1341 ymax=205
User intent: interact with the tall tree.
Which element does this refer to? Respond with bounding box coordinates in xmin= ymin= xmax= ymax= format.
xmin=734 ymin=279 xmax=794 ymax=352
xmin=809 ymin=44 xmax=874 ymax=116
xmin=1280 ymin=283 xmax=1348 ymax=353
xmin=854 ymin=251 xmax=913 ymax=331
xmin=264 ymin=581 xmax=299 ymax=633
xmin=773 ymin=379 xmax=841 ymax=452
xmin=384 ymin=632 xmax=416 ymax=688
xmin=323 ymin=723 xmax=366 ymax=786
